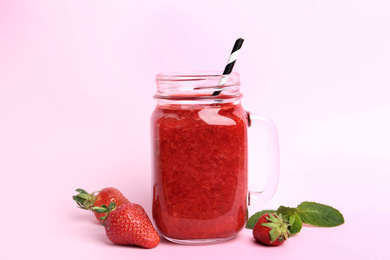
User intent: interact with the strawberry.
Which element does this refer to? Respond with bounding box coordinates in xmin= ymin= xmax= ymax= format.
xmin=73 ymin=187 xmax=131 ymax=223
xmin=93 ymin=202 xmax=160 ymax=249
xmin=253 ymin=213 xmax=290 ymax=246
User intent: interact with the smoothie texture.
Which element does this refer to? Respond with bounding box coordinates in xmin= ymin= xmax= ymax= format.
xmin=151 ymin=102 xmax=248 ymax=240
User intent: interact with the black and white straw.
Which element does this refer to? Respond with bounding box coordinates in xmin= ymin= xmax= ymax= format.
xmin=212 ymin=38 xmax=244 ymax=96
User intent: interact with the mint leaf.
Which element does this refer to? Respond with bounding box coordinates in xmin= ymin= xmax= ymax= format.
xmin=296 ymin=201 xmax=344 ymax=227
xmin=246 ymin=210 xmax=275 ymax=229
xmin=276 ymin=206 xmax=297 ymax=218
xmin=288 ymin=211 xmax=296 ymax=225
xmin=288 ymin=212 xmax=303 ymax=235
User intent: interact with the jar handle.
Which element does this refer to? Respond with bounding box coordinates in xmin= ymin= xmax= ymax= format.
xmin=247 ymin=112 xmax=280 ymax=206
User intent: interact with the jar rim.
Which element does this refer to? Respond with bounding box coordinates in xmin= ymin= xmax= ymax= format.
xmin=155 ymin=71 xmax=241 ymax=102
xmin=156 ymin=71 xmax=239 ymax=81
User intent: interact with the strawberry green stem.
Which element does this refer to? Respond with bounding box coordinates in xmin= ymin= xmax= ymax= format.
xmin=73 ymin=188 xmax=99 ymax=210
xmin=92 ymin=202 xmax=117 ymax=223
xmin=262 ymin=213 xmax=290 ymax=242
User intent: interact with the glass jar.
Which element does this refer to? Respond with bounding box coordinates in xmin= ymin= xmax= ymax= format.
xmin=151 ymin=72 xmax=279 ymax=245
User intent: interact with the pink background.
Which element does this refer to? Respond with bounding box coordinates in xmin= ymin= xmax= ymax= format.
xmin=1 ymin=1 xmax=389 ymax=259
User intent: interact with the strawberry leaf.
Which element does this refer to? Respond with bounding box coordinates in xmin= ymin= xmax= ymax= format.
xmin=246 ymin=210 xmax=276 ymax=229
xmin=296 ymin=201 xmax=344 ymax=227
xmin=75 ymin=189 xmax=88 ymax=194
xmin=72 ymin=195 xmax=86 ymax=204
xmin=108 ymin=202 xmax=116 ymax=211
xmin=93 ymin=207 xmax=108 ymax=213
xmin=73 ymin=188 xmax=97 ymax=210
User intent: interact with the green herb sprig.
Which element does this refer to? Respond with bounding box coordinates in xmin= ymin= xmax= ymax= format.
xmin=246 ymin=201 xmax=344 ymax=235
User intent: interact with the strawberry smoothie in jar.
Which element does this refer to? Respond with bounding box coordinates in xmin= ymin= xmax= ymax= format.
xmin=151 ymin=72 xmax=279 ymax=245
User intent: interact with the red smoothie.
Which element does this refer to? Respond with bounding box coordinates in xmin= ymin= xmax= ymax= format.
xmin=151 ymin=101 xmax=249 ymax=241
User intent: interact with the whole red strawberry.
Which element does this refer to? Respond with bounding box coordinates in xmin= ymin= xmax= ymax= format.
xmin=94 ymin=202 xmax=160 ymax=249
xmin=73 ymin=187 xmax=131 ymax=223
xmin=253 ymin=213 xmax=290 ymax=246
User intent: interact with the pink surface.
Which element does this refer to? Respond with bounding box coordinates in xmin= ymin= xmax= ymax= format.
xmin=1 ymin=1 xmax=389 ymax=259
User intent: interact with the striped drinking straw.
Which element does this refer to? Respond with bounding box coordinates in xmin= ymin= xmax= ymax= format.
xmin=212 ymin=38 xmax=244 ymax=96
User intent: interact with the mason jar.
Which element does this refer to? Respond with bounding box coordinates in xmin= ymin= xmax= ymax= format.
xmin=151 ymin=72 xmax=279 ymax=245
